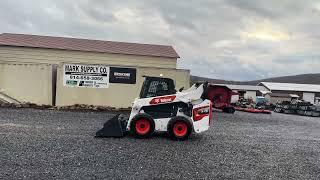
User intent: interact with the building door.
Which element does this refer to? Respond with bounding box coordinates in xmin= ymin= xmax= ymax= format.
xmin=303 ymin=92 xmax=315 ymax=104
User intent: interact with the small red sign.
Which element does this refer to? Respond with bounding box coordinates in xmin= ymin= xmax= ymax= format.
xmin=150 ymin=95 xmax=176 ymax=104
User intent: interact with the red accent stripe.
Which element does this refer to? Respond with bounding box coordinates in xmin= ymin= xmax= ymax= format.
xmin=149 ymin=95 xmax=176 ymax=105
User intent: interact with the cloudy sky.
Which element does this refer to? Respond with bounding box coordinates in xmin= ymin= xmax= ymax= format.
xmin=0 ymin=0 xmax=319 ymax=80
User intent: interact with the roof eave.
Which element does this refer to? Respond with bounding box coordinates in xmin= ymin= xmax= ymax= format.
xmin=0 ymin=44 xmax=179 ymax=59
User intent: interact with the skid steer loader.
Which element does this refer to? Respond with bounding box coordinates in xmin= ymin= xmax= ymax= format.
xmin=96 ymin=76 xmax=212 ymax=140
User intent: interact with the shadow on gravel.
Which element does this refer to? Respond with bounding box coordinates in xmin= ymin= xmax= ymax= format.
xmin=92 ymin=131 xmax=206 ymax=143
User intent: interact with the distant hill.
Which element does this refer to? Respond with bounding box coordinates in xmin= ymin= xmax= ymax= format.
xmin=191 ymin=73 xmax=320 ymax=85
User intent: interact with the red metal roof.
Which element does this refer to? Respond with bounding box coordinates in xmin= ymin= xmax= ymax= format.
xmin=0 ymin=33 xmax=179 ymax=58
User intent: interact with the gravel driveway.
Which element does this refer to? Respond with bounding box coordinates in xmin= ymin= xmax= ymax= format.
xmin=0 ymin=108 xmax=319 ymax=179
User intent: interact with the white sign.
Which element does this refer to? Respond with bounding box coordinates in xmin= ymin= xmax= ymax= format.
xmin=63 ymin=64 xmax=109 ymax=88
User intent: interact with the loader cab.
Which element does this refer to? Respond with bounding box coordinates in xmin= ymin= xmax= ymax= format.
xmin=139 ymin=76 xmax=176 ymax=98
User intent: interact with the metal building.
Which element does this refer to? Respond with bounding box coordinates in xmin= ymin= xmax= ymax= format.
xmin=214 ymin=84 xmax=270 ymax=102
xmin=259 ymin=82 xmax=320 ymax=104
xmin=0 ymin=33 xmax=190 ymax=108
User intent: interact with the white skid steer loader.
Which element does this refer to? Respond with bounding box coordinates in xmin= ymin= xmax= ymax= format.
xmin=96 ymin=76 xmax=212 ymax=140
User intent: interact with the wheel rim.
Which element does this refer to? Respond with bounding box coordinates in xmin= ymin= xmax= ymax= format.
xmin=173 ymin=122 xmax=188 ymax=137
xmin=135 ymin=118 xmax=151 ymax=135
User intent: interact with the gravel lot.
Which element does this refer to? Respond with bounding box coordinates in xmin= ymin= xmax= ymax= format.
xmin=0 ymin=108 xmax=320 ymax=179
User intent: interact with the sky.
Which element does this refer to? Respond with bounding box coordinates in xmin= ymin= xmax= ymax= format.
xmin=0 ymin=0 xmax=319 ymax=81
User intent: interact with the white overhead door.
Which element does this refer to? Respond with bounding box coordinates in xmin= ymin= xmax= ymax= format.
xmin=303 ymin=92 xmax=315 ymax=104
xmin=244 ymin=91 xmax=257 ymax=102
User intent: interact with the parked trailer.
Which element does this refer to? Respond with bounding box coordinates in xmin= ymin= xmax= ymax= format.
xmin=207 ymin=84 xmax=235 ymax=114
xmin=235 ymin=107 xmax=272 ymax=114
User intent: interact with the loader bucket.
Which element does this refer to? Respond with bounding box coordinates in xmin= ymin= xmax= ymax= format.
xmin=95 ymin=114 xmax=128 ymax=138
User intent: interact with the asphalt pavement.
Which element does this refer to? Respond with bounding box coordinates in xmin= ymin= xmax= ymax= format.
xmin=0 ymin=108 xmax=319 ymax=179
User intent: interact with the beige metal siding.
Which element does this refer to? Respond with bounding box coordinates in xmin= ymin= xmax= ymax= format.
xmin=0 ymin=46 xmax=177 ymax=69
xmin=0 ymin=63 xmax=52 ymax=105
xmin=56 ymin=65 xmax=190 ymax=108
xmin=0 ymin=46 xmax=188 ymax=108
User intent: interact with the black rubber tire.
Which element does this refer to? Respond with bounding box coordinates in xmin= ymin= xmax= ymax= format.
xmin=222 ymin=107 xmax=228 ymax=113
xmin=312 ymin=112 xmax=320 ymax=117
xmin=228 ymin=107 xmax=235 ymax=114
xmin=167 ymin=116 xmax=192 ymax=141
xmin=130 ymin=113 xmax=155 ymax=139
xmin=223 ymin=107 xmax=235 ymax=114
